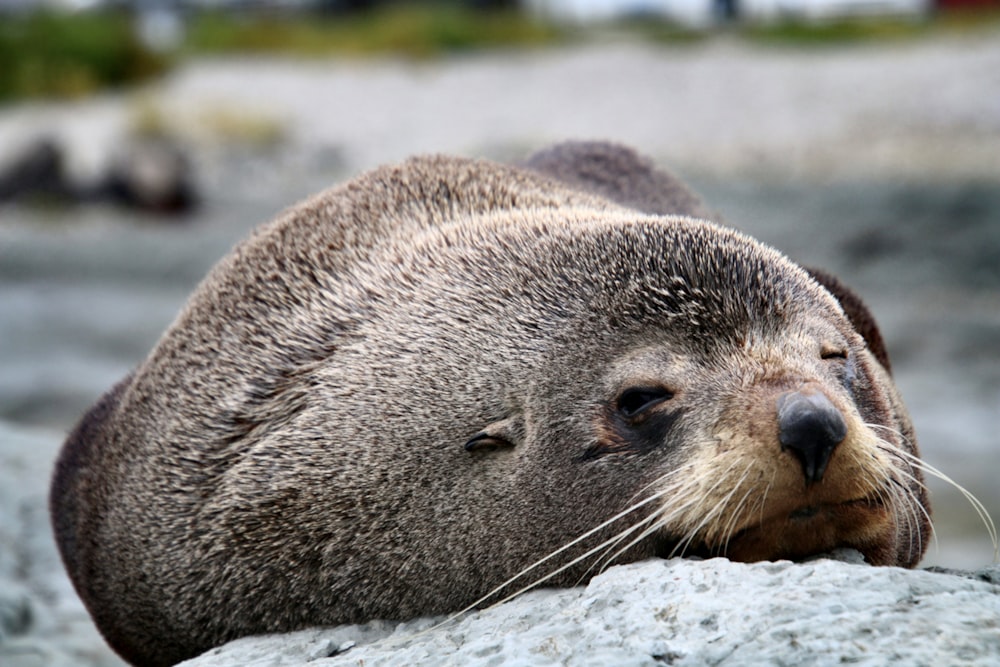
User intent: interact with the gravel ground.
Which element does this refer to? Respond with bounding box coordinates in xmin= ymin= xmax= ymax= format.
xmin=1 ymin=30 xmax=998 ymax=666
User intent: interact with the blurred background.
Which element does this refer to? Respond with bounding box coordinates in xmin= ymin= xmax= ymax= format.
xmin=1 ymin=1 xmax=999 ymax=664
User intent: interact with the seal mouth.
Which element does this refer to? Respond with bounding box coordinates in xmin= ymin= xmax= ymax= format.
xmin=654 ymin=494 xmax=892 ymax=564
xmin=785 ymin=495 xmax=886 ymax=522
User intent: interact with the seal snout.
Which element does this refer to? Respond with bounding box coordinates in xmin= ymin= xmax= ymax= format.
xmin=777 ymin=389 xmax=848 ymax=485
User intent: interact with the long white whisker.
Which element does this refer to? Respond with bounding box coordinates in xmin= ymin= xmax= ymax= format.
xmin=490 ymin=509 xmax=663 ymax=610
xmin=669 ymin=462 xmax=742 ymax=558
xmin=866 ymin=423 xmax=995 ymax=561
xmin=628 ymin=461 xmax=697 ymax=504
xmin=586 ymin=471 xmax=712 ymax=578
xmin=578 ymin=509 xmax=663 ymax=583
xmin=864 ymin=426 xmax=938 ymax=555
xmin=884 ymin=439 xmax=996 ymax=559
xmin=580 ymin=466 xmax=716 ymax=580
xmin=414 ymin=484 xmax=672 ymax=636
xmin=864 ymin=444 xmax=934 ymax=554
xmin=888 ymin=475 xmax=928 ymax=562
xmin=916 ymin=462 xmax=996 ymax=559
xmin=671 ymin=459 xmax=748 ymax=558
xmin=718 ymin=475 xmax=758 ymax=557
xmin=757 ymin=468 xmax=776 ymax=528
xmin=595 ymin=517 xmax=669 ymax=575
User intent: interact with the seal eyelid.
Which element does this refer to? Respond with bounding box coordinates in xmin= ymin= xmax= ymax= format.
xmin=464 ymin=416 xmax=523 ymax=453
xmin=464 ymin=433 xmax=515 ymax=453
xmin=820 ymin=345 xmax=849 ymax=361
xmin=617 ymin=386 xmax=675 ymax=418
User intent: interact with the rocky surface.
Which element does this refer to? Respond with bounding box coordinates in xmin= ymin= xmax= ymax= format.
xmin=0 ymin=421 xmax=124 ymax=667
xmin=180 ymin=556 xmax=1000 ymax=667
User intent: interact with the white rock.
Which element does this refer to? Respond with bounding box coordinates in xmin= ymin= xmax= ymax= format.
xmin=0 ymin=580 xmax=34 ymax=640
xmin=181 ymin=556 xmax=1000 ymax=667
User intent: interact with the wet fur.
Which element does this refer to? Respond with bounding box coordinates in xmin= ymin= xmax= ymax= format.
xmin=51 ymin=142 xmax=931 ymax=666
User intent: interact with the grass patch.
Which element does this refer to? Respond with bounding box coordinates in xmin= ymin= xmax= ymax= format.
xmin=742 ymin=8 xmax=1000 ymax=47
xmin=0 ymin=4 xmax=562 ymax=103
xmin=0 ymin=11 xmax=170 ymax=103
xmin=744 ymin=17 xmax=932 ymax=46
xmin=602 ymin=17 xmax=711 ymax=46
xmin=184 ymin=5 xmax=563 ymax=58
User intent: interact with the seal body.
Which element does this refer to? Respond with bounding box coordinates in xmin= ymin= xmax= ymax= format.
xmin=50 ymin=142 xmax=929 ymax=666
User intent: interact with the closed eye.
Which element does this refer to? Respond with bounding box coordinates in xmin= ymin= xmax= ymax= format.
xmin=821 ymin=347 xmax=849 ymax=360
xmin=617 ymin=386 xmax=674 ymax=418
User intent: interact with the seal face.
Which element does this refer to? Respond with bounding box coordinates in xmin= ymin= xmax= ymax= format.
xmin=49 ymin=142 xmax=929 ymax=666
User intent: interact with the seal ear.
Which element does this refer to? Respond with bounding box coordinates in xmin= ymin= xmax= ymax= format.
xmin=521 ymin=141 xmax=716 ymax=220
xmin=806 ymin=267 xmax=893 ymax=375
xmin=464 ymin=416 xmax=523 ymax=453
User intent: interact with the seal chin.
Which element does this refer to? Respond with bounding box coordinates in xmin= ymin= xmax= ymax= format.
xmin=656 ymin=496 xmax=896 ymax=565
xmin=737 ymin=496 xmax=895 ymax=563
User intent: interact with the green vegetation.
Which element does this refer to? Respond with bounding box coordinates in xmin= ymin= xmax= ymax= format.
xmin=185 ymin=5 xmax=561 ymax=58
xmin=604 ymin=17 xmax=710 ymax=46
xmin=0 ymin=11 xmax=170 ymax=102
xmin=1 ymin=3 xmax=999 ymax=104
xmin=0 ymin=4 xmax=560 ymax=103
xmin=743 ymin=17 xmax=934 ymax=46
xmin=741 ymin=7 xmax=1000 ymax=47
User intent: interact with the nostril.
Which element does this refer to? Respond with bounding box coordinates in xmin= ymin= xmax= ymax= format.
xmin=777 ymin=390 xmax=848 ymax=485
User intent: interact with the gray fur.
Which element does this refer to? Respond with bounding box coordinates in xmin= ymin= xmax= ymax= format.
xmin=50 ymin=143 xmax=927 ymax=666
xmin=523 ymin=140 xmax=717 ymax=220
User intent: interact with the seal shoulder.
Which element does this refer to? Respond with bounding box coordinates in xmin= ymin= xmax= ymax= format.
xmin=522 ymin=140 xmax=715 ymax=220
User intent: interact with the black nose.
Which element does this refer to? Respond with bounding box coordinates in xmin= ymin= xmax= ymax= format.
xmin=777 ymin=390 xmax=848 ymax=484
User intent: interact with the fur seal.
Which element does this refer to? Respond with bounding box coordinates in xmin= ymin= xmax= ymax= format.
xmin=50 ymin=142 xmax=930 ymax=666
